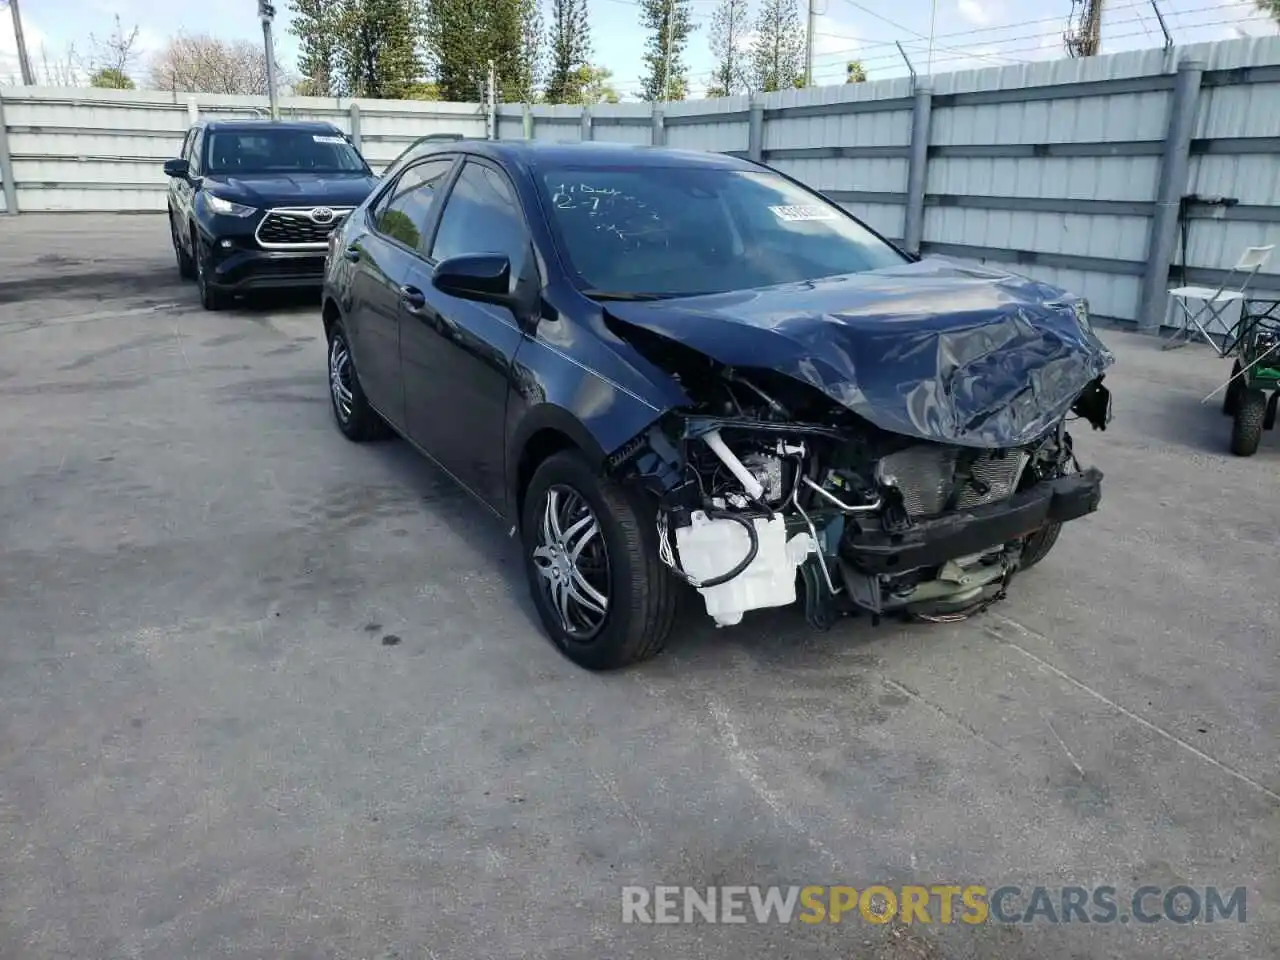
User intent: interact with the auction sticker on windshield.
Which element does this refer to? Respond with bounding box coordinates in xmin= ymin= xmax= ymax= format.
xmin=313 ymin=135 xmax=347 ymax=144
xmin=769 ymin=204 xmax=839 ymax=222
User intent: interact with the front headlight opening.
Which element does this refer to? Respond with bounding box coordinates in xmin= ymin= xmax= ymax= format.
xmin=206 ymin=194 xmax=257 ymax=218
xmin=1073 ymin=298 xmax=1092 ymax=332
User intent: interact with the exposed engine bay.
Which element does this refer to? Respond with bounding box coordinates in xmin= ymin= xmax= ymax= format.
xmin=609 ymin=333 xmax=1113 ymax=629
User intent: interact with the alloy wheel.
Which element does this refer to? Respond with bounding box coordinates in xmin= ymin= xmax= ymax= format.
xmin=531 ymin=484 xmax=611 ymax=640
xmin=329 ymin=335 xmax=355 ymax=423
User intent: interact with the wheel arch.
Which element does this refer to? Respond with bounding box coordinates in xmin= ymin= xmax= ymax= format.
xmin=508 ymin=407 xmax=611 ymax=527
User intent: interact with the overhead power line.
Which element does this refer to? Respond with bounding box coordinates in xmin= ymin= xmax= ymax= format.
xmin=808 ymin=11 xmax=1274 ymax=81
xmin=809 ymin=2 xmax=1267 ymax=69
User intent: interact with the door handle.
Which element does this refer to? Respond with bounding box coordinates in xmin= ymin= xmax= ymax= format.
xmin=399 ymin=284 xmax=427 ymax=311
xmin=343 ymin=245 xmax=361 ymax=263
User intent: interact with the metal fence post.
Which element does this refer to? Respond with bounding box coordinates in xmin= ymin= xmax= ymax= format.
xmin=580 ymin=106 xmax=593 ymax=141
xmin=0 ymin=90 xmax=17 ymax=215
xmin=748 ymin=99 xmax=765 ymax=162
xmin=903 ymin=85 xmax=933 ymax=256
xmin=522 ymin=102 xmax=534 ymax=140
xmin=349 ymin=101 xmax=362 ymax=152
xmin=1137 ymin=58 xmax=1204 ymax=332
xmin=652 ymin=105 xmax=665 ymax=147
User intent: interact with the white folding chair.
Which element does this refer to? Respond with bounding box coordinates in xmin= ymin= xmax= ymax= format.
xmin=1163 ymin=244 xmax=1274 ymax=353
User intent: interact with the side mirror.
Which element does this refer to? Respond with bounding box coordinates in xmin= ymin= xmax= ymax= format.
xmin=163 ymin=158 xmax=190 ymax=179
xmin=432 ymin=251 xmax=542 ymax=329
xmin=432 ymin=254 xmax=512 ymax=304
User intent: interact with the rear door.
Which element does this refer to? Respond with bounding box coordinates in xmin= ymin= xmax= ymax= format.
xmin=342 ymin=155 xmax=459 ymax=430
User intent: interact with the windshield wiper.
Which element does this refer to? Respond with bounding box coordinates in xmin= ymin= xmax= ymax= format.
xmin=581 ymin=290 xmax=672 ymax=302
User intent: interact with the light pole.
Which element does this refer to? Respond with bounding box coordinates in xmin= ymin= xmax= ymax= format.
xmin=1 ymin=0 xmax=36 ymax=86
xmin=258 ymin=0 xmax=280 ymax=119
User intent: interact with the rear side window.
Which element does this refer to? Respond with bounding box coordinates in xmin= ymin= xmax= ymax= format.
xmin=372 ymin=158 xmax=456 ymax=253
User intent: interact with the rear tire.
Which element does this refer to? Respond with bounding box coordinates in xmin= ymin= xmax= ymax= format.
xmin=327 ymin=324 xmax=391 ymax=442
xmin=1222 ymin=360 xmax=1243 ymax=416
xmin=1020 ymin=521 xmax=1063 ymax=570
xmin=521 ymin=449 xmax=677 ymax=671
xmin=172 ymin=213 xmax=196 ymax=280
xmin=1230 ymin=388 xmax=1267 ymax=457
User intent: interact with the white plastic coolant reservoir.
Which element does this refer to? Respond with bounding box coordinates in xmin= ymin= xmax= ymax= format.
xmin=674 ymin=511 xmax=816 ymax=627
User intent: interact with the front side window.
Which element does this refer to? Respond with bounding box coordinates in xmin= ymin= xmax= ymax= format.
xmin=203 ymin=129 xmax=368 ymax=176
xmin=430 ymin=161 xmax=528 ymax=266
xmin=372 ymin=159 xmax=455 ymax=252
xmin=535 ymin=164 xmax=908 ymax=297
xmin=189 ymin=130 xmax=205 ymax=176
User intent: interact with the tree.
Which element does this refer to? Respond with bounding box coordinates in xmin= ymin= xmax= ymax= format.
xmin=544 ymin=0 xmax=592 ymax=104
xmin=426 ymin=0 xmax=543 ymax=103
xmin=707 ymin=0 xmax=749 ymax=98
xmin=90 ymin=67 xmax=135 ymax=88
xmin=147 ymin=34 xmax=274 ymax=95
xmin=1254 ymin=0 xmax=1280 ymax=22
xmin=750 ymin=0 xmax=804 ymax=92
xmin=332 ymin=0 xmax=426 ymax=99
xmin=86 ymin=15 xmax=141 ymax=84
xmin=845 ymin=59 xmax=866 ymax=82
xmin=638 ymin=0 xmax=697 ymax=101
xmin=288 ymin=0 xmax=339 ymax=96
xmin=571 ymin=64 xmax=618 ymax=103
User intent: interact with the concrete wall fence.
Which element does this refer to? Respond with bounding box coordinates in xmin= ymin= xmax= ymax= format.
xmin=3 ymin=35 xmax=1280 ymax=330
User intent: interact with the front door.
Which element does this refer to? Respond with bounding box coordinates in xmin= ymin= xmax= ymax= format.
xmin=400 ymin=159 xmax=533 ymax=512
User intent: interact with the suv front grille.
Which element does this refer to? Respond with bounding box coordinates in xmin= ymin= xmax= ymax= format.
xmin=877 ymin=446 xmax=1029 ymax=519
xmin=255 ymin=207 xmax=352 ymax=249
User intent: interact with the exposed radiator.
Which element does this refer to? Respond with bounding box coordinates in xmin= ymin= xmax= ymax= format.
xmin=876 ymin=445 xmax=1029 ymax=519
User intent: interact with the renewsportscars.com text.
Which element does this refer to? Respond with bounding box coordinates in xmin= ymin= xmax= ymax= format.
xmin=621 ymin=885 xmax=1248 ymax=925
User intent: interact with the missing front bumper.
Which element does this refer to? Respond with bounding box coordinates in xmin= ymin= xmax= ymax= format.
xmin=841 ymin=468 xmax=1104 ymax=575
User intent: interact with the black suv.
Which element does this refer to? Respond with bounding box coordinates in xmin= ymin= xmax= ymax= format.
xmin=163 ymin=119 xmax=379 ymax=310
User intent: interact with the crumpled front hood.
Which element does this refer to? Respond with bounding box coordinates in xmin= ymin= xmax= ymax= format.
xmin=604 ymin=256 xmax=1115 ymax=448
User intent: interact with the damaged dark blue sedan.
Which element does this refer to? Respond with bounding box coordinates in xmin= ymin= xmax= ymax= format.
xmin=320 ymin=139 xmax=1114 ymax=670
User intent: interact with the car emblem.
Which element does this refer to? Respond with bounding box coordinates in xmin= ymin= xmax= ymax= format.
xmin=310 ymin=207 xmax=335 ymax=224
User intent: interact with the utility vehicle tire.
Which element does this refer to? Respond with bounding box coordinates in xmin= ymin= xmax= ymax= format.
xmin=1223 ymin=360 xmax=1244 ymax=416
xmin=171 ymin=213 xmax=196 ymax=280
xmin=194 ymin=233 xmax=229 ymax=311
xmin=1020 ymin=521 xmax=1063 ymax=570
xmin=521 ymin=449 xmax=678 ymax=671
xmin=326 ymin=324 xmax=392 ymax=442
xmin=1230 ymin=388 xmax=1267 ymax=457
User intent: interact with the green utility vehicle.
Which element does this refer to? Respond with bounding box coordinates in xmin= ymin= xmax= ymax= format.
xmin=1221 ymin=300 xmax=1280 ymax=457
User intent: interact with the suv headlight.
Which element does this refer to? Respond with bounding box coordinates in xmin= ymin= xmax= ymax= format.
xmin=205 ymin=194 xmax=257 ymax=218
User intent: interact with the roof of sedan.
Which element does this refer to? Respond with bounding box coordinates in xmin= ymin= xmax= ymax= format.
xmin=460 ymin=139 xmax=758 ymax=171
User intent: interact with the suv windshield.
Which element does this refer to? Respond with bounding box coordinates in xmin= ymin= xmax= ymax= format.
xmin=204 ymin=129 xmax=368 ymax=176
xmin=536 ymin=164 xmax=907 ymax=297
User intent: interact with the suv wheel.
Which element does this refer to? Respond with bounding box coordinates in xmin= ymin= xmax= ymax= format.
xmin=171 ymin=214 xmax=195 ymax=280
xmin=327 ymin=325 xmax=391 ymax=442
xmin=520 ymin=450 xmax=678 ymax=671
xmin=193 ymin=232 xmax=229 ymax=311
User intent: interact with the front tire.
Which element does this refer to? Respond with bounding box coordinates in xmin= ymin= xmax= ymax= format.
xmin=521 ymin=450 xmax=677 ymax=671
xmin=327 ymin=325 xmax=390 ymax=442
xmin=193 ymin=231 xmax=229 ymax=311
xmin=1230 ymin=388 xmax=1267 ymax=457
xmin=1019 ymin=521 xmax=1062 ymax=570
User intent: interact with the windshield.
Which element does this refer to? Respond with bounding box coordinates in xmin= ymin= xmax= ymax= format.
xmin=204 ymin=129 xmax=368 ymax=176
xmin=536 ymin=164 xmax=908 ymax=297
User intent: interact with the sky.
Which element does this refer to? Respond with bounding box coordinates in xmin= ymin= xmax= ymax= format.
xmin=0 ymin=0 xmax=1276 ymax=98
